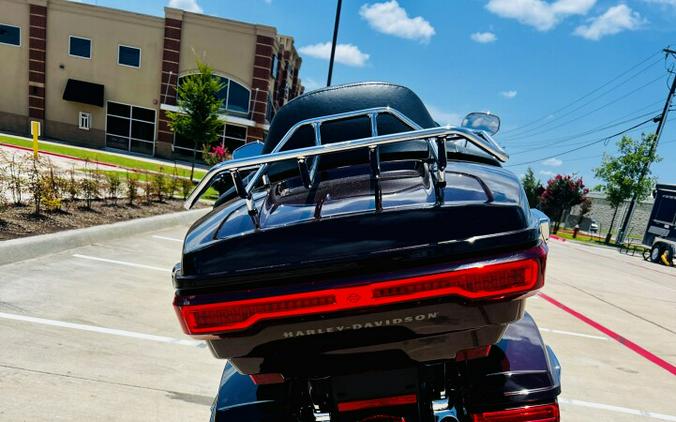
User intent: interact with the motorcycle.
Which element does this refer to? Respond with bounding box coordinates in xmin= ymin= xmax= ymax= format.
xmin=172 ymin=82 xmax=561 ymax=421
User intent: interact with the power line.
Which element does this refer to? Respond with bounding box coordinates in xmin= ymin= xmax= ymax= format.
xmin=504 ymin=56 xmax=664 ymax=140
xmin=506 ymin=117 xmax=656 ymax=167
xmin=504 ymin=74 xmax=665 ymax=142
xmin=508 ymin=110 xmax=660 ymax=155
xmin=502 ymin=50 xmax=664 ymax=136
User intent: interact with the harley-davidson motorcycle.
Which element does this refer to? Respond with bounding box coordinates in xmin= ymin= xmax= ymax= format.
xmin=173 ymin=82 xmax=561 ymax=421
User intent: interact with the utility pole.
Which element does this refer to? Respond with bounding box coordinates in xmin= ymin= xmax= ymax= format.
xmin=326 ymin=0 xmax=343 ymax=87
xmin=616 ymin=48 xmax=676 ymax=244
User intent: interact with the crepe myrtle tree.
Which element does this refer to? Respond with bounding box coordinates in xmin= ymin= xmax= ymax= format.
xmin=539 ymin=174 xmax=588 ymax=234
xmin=594 ymin=134 xmax=659 ymax=244
xmin=166 ymin=60 xmax=225 ymax=181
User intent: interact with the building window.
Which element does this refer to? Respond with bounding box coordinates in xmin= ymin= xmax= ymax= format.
xmin=118 ymin=45 xmax=141 ymax=68
xmin=69 ymin=36 xmax=91 ymax=59
xmin=0 ymin=23 xmax=21 ymax=47
xmin=105 ymin=101 xmax=155 ymax=155
xmin=174 ymin=123 xmax=247 ymax=157
xmin=270 ymin=55 xmax=278 ymax=78
xmin=178 ymin=74 xmax=250 ymax=116
xmin=79 ymin=112 xmax=91 ymax=130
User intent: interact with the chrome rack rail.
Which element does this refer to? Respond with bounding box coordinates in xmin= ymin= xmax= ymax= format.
xmin=184 ymin=107 xmax=508 ymax=224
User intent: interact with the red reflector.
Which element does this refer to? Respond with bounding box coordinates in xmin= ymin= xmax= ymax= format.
xmin=249 ymin=373 xmax=285 ymax=385
xmin=456 ymin=345 xmax=492 ymax=361
xmin=175 ymin=247 xmax=544 ymax=335
xmin=338 ymin=394 xmax=417 ymax=412
xmin=472 ymin=403 xmax=560 ymax=422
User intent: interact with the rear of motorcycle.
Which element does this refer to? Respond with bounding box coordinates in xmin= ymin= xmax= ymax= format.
xmin=172 ymin=83 xmax=561 ymax=421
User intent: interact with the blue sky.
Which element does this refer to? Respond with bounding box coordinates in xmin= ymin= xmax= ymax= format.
xmin=83 ymin=0 xmax=674 ymax=187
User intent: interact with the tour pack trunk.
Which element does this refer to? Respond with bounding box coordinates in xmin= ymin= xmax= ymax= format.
xmin=172 ymin=82 xmax=547 ymax=378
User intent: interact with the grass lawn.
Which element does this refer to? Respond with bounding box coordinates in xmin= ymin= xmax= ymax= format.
xmin=0 ymin=135 xmax=206 ymax=179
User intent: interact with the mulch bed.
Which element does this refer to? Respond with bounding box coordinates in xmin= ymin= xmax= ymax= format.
xmin=0 ymin=199 xmax=195 ymax=241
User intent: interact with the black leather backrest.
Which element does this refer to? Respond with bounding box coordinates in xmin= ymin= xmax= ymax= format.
xmin=263 ymin=82 xmax=438 ymax=154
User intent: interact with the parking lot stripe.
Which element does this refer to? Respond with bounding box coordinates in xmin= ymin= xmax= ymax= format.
xmin=72 ymin=254 xmax=170 ymax=273
xmin=152 ymin=235 xmax=183 ymax=243
xmin=559 ymin=398 xmax=676 ymax=421
xmin=0 ymin=311 xmax=204 ymax=348
xmin=540 ymin=293 xmax=676 ymax=376
xmin=538 ymin=327 xmax=607 ymax=340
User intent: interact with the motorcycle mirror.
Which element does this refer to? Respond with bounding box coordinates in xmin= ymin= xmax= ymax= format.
xmin=531 ymin=209 xmax=550 ymax=242
xmin=461 ymin=112 xmax=501 ymax=136
xmin=232 ymin=141 xmax=264 ymax=160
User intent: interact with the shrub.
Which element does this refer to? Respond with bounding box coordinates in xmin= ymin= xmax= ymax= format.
xmin=180 ymin=177 xmax=193 ymax=200
xmin=126 ymin=171 xmax=139 ymax=206
xmin=80 ymin=162 xmax=101 ymax=209
xmin=26 ymin=156 xmax=46 ymax=215
xmin=142 ymin=172 xmax=153 ymax=205
xmin=66 ymin=166 xmax=80 ymax=203
xmin=6 ymin=153 xmax=26 ymax=205
xmin=151 ymin=169 xmax=167 ymax=202
xmin=202 ymin=144 xmax=230 ymax=167
xmin=42 ymin=159 xmax=65 ymax=212
xmin=105 ymin=172 xmax=122 ymax=205
xmin=167 ymin=164 xmax=180 ymax=200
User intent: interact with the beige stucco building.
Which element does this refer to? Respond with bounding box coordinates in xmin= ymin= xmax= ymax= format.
xmin=0 ymin=0 xmax=304 ymax=159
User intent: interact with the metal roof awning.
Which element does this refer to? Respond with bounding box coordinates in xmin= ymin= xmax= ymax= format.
xmin=62 ymin=79 xmax=104 ymax=107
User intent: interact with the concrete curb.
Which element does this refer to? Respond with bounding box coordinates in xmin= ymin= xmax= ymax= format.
xmin=0 ymin=208 xmax=210 ymax=266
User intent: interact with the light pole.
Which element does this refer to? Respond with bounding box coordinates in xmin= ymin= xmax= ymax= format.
xmin=326 ymin=0 xmax=343 ymax=87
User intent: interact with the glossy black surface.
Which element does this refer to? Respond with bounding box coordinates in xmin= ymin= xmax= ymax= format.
xmin=210 ymin=312 xmax=561 ymax=421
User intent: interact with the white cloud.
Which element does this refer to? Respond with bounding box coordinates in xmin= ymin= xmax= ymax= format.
xmin=168 ymin=0 xmax=202 ymax=13
xmin=359 ymin=1 xmax=435 ymax=43
xmin=542 ymin=157 xmax=563 ymax=166
xmin=573 ymin=5 xmax=645 ymax=40
xmin=426 ymin=105 xmax=462 ymax=126
xmin=486 ymin=0 xmax=596 ymax=31
xmin=539 ymin=170 xmax=556 ymax=176
xmin=471 ymin=32 xmax=498 ymax=43
xmin=298 ymin=42 xmax=370 ymax=67
xmin=501 ymin=90 xmax=518 ymax=98
xmin=302 ymin=78 xmax=323 ymax=92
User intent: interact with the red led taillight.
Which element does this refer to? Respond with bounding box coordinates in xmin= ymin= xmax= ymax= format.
xmin=338 ymin=394 xmax=417 ymax=412
xmin=471 ymin=402 xmax=560 ymax=422
xmin=174 ymin=246 xmax=545 ymax=335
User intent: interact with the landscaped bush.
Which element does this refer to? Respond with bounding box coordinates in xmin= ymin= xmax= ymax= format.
xmin=105 ymin=172 xmax=123 ymax=205
xmin=151 ymin=169 xmax=167 ymax=202
xmin=66 ymin=166 xmax=80 ymax=203
xmin=6 ymin=153 xmax=26 ymax=205
xmin=126 ymin=171 xmax=139 ymax=206
xmin=80 ymin=162 xmax=101 ymax=209
xmin=41 ymin=159 xmax=66 ymax=212
xmin=26 ymin=156 xmax=46 ymax=215
xmin=180 ymin=178 xmax=193 ymax=200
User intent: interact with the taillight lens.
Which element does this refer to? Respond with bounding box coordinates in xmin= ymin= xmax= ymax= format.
xmin=338 ymin=394 xmax=417 ymax=412
xmin=175 ymin=246 xmax=545 ymax=335
xmin=471 ymin=402 xmax=560 ymax=422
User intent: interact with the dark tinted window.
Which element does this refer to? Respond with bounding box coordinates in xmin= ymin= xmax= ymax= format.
xmin=131 ymin=121 xmax=154 ymax=141
xmin=118 ymin=45 xmax=141 ymax=67
xmin=225 ymin=124 xmax=246 ymax=140
xmin=655 ymin=195 xmax=676 ymax=223
xmin=132 ymin=107 xmax=155 ymax=122
xmin=107 ymin=102 xmax=130 ymax=117
xmin=69 ymin=36 xmax=91 ymax=58
xmin=0 ymin=24 xmax=20 ymax=46
xmin=227 ymin=82 xmax=250 ymax=114
xmin=106 ymin=115 xmax=129 ymax=137
xmin=130 ymin=140 xmax=153 ymax=155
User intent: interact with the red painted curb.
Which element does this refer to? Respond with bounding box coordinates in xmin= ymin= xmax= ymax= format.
xmin=539 ymin=292 xmax=676 ymax=376
xmin=549 ymin=235 xmax=566 ymax=242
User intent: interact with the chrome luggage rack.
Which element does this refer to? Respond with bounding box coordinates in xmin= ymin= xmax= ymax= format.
xmin=184 ymin=107 xmax=508 ymax=225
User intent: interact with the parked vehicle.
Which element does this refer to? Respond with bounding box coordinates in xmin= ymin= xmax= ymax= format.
xmin=173 ymin=82 xmax=561 ymax=421
xmin=643 ymin=184 xmax=676 ymax=266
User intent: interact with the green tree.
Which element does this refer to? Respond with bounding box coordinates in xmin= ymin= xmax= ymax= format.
xmin=166 ymin=60 xmax=224 ymax=181
xmin=521 ymin=167 xmax=543 ymax=208
xmin=594 ymin=134 xmax=660 ymax=244
xmin=539 ymin=174 xmax=588 ymax=234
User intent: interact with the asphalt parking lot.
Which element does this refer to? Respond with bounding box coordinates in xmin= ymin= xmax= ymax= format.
xmin=0 ymin=223 xmax=674 ymax=421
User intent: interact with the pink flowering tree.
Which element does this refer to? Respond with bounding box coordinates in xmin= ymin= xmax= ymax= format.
xmin=202 ymin=144 xmax=231 ymax=167
xmin=539 ymin=174 xmax=589 ymax=234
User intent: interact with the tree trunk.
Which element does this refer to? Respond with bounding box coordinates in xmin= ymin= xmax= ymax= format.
xmin=605 ymin=207 xmax=619 ymax=244
xmin=553 ymin=207 xmax=565 ymax=234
